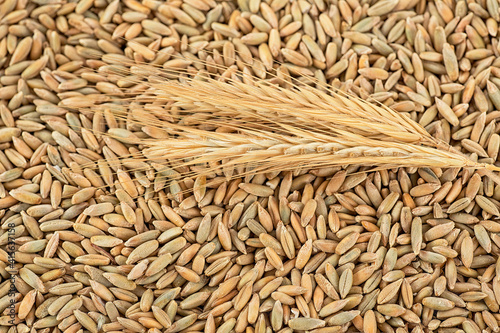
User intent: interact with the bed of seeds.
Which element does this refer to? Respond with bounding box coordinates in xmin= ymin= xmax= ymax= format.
xmin=2 ymin=0 xmax=500 ymax=333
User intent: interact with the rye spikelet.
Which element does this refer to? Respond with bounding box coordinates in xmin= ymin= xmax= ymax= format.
xmin=74 ymin=54 xmax=500 ymax=189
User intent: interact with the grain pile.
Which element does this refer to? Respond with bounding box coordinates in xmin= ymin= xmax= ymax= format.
xmin=3 ymin=0 xmax=500 ymax=333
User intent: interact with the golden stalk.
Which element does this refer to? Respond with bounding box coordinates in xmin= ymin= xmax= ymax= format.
xmin=77 ymin=55 xmax=500 ymax=190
